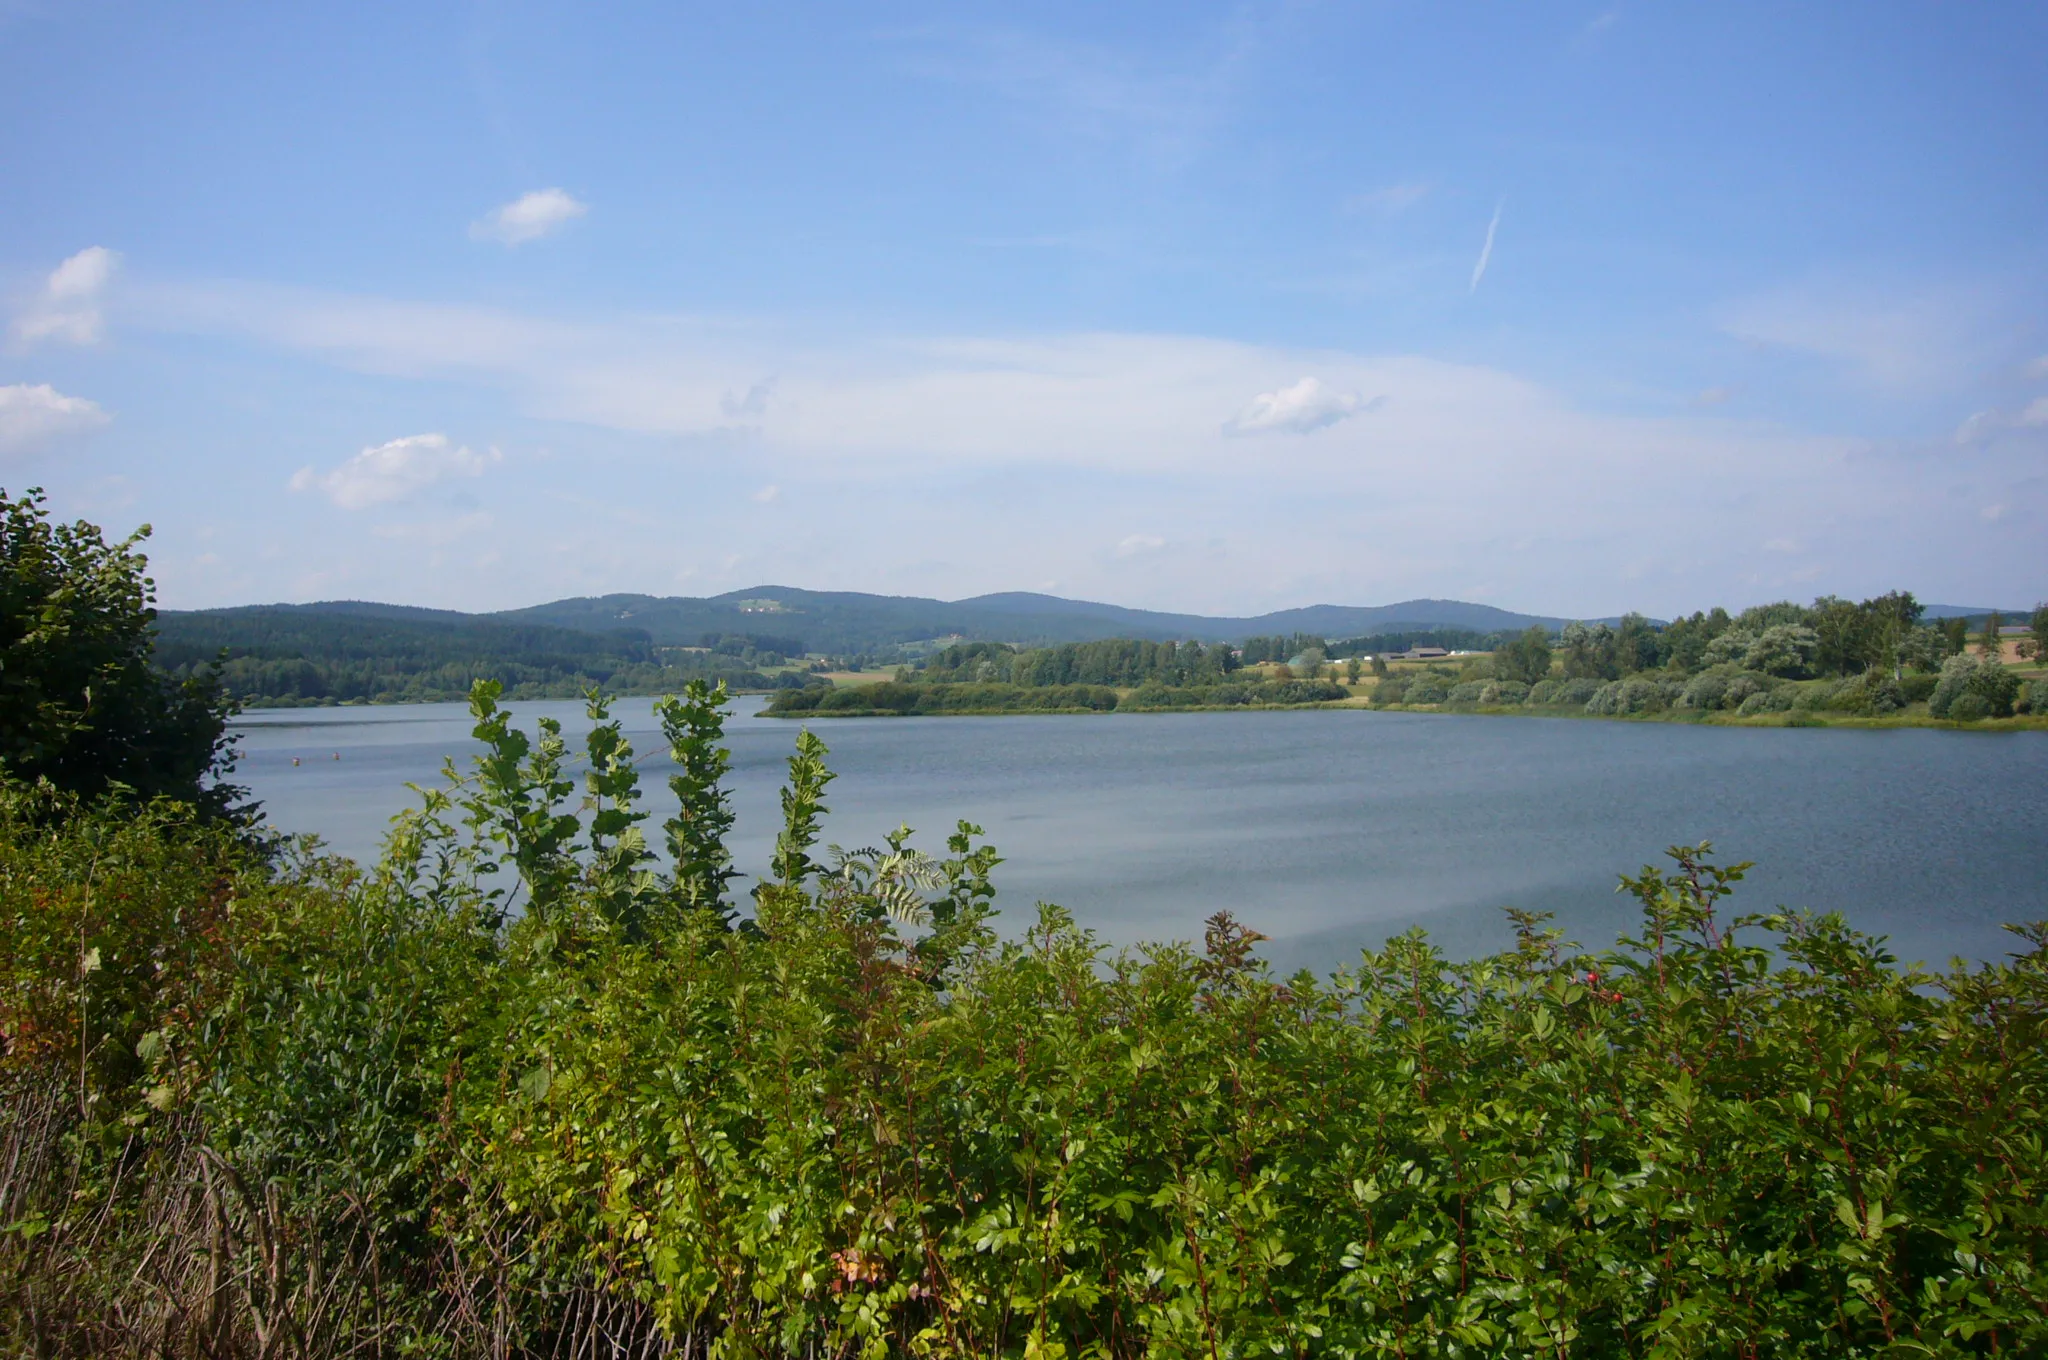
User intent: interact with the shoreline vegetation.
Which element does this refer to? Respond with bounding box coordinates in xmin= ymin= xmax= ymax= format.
xmin=8 ymin=489 xmax=2048 ymax=1354
xmin=11 ymin=678 xmax=2048 ymax=1355
xmin=766 ymin=598 xmax=2048 ymax=731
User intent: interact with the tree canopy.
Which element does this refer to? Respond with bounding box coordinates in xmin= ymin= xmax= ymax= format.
xmin=0 ymin=488 xmax=236 ymax=811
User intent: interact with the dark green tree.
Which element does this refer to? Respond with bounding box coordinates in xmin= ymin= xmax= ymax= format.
xmin=0 ymin=489 xmax=237 ymax=811
xmin=1493 ymin=626 xmax=1554 ymax=685
xmin=1979 ymin=610 xmax=2005 ymax=660
xmin=1940 ymin=616 xmax=1970 ymax=655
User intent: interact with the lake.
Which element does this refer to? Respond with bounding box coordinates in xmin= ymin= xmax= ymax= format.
xmin=231 ymin=698 xmax=2048 ymax=975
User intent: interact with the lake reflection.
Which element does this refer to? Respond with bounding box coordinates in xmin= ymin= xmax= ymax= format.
xmin=232 ymin=698 xmax=2048 ymax=976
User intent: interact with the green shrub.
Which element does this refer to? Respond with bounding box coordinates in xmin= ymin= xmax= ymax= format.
xmin=1553 ymin=677 xmax=1602 ymax=706
xmin=1947 ymin=691 xmax=1993 ymax=722
xmin=1678 ymin=667 xmax=1733 ymax=709
xmin=11 ymin=685 xmax=2048 ymax=1357
xmin=1901 ymin=672 xmax=1940 ymax=703
xmin=1402 ymin=673 xmax=1450 ymax=705
xmin=1586 ymin=676 xmax=1664 ymax=715
xmin=1928 ymin=654 xmax=2020 ymax=719
xmin=1738 ymin=688 xmax=1792 ymax=716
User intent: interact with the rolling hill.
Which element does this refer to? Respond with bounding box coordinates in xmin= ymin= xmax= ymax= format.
xmin=490 ymin=586 xmax=1582 ymax=651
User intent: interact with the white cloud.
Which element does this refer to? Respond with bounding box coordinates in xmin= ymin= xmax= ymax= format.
xmin=0 ymin=382 xmax=110 ymax=454
xmin=1115 ymin=533 xmax=1165 ymax=557
xmin=1981 ymin=504 xmax=2007 ymax=522
xmin=1224 ymin=377 xmax=1377 ymax=436
xmin=1954 ymin=397 xmax=2048 ymax=445
xmin=11 ymin=246 xmax=120 ymax=347
xmin=141 ymin=279 xmax=2045 ymax=618
xmin=469 ymin=189 xmax=588 ymax=245
xmin=751 ymin=484 xmax=781 ymax=503
xmin=289 ymin=433 xmax=498 ymax=509
xmin=1469 ymin=202 xmax=1503 ymax=294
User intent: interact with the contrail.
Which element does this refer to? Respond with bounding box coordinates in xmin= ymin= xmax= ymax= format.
xmin=1469 ymin=200 xmax=1503 ymax=293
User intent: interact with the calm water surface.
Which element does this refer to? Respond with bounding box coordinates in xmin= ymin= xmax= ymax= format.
xmin=232 ymin=699 xmax=2048 ymax=975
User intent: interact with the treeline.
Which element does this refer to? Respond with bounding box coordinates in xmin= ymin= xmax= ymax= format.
xmin=767 ymin=675 xmax=1348 ymax=716
xmin=773 ymin=635 xmax=1356 ymax=713
xmin=154 ymin=608 xmax=807 ymax=705
xmin=1235 ymin=629 xmax=1507 ymax=663
xmin=918 ymin=637 xmax=1242 ymax=687
xmin=1376 ymin=593 xmax=2048 ymax=723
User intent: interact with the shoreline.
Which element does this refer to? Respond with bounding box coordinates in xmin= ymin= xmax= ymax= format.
xmin=765 ymin=697 xmax=2048 ymax=730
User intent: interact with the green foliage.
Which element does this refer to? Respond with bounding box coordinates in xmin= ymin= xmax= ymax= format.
xmin=768 ymin=728 xmax=835 ymax=890
xmin=1928 ymin=654 xmax=2021 ymax=721
xmin=1585 ymin=676 xmax=1678 ymax=715
xmin=1492 ymin=625 xmax=1553 ymax=685
xmin=1977 ymin=611 xmax=2006 ymax=659
xmin=656 ymin=679 xmax=741 ymax=923
xmin=0 ymin=487 xmax=238 ymax=810
xmin=10 ymin=721 xmax=2048 ymax=1356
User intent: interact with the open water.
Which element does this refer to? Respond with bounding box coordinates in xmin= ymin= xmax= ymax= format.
xmin=232 ymin=698 xmax=2048 ymax=976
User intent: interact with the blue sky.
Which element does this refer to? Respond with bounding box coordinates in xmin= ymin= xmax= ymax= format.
xmin=3 ymin=1 xmax=2043 ymax=617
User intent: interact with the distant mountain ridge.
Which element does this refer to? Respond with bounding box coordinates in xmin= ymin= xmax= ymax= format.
xmin=158 ymin=587 xmax=1639 ymax=655
xmin=166 ymin=587 xmax=2030 ymax=659
xmin=482 ymin=587 xmax=1589 ymax=651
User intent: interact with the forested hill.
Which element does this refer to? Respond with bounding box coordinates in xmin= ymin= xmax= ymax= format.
xmin=151 ymin=606 xmax=795 ymax=707
xmin=497 ymin=587 xmax=1580 ymax=649
xmin=158 ymin=589 xmax=1588 ymax=707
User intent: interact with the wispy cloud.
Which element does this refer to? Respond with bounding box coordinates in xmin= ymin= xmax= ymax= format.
xmin=1718 ymin=282 xmax=2007 ymax=392
xmin=10 ymin=246 xmax=120 ymax=348
xmin=1955 ymin=397 xmax=2048 ymax=446
xmin=1469 ymin=201 xmax=1503 ymax=294
xmin=0 ymin=382 xmax=110 ymax=454
xmin=1115 ymin=533 xmax=1165 ymax=557
xmin=1344 ymin=182 xmax=1432 ymax=215
xmin=888 ymin=21 xmax=1257 ymax=165
xmin=289 ymin=433 xmax=499 ymax=509
xmin=721 ymin=379 xmax=775 ymax=420
xmin=470 ymin=188 xmax=588 ymax=245
xmin=751 ymin=484 xmax=781 ymax=504
xmin=1224 ymin=377 xmax=1379 ymax=436
xmin=137 ymin=276 xmax=2035 ymax=620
